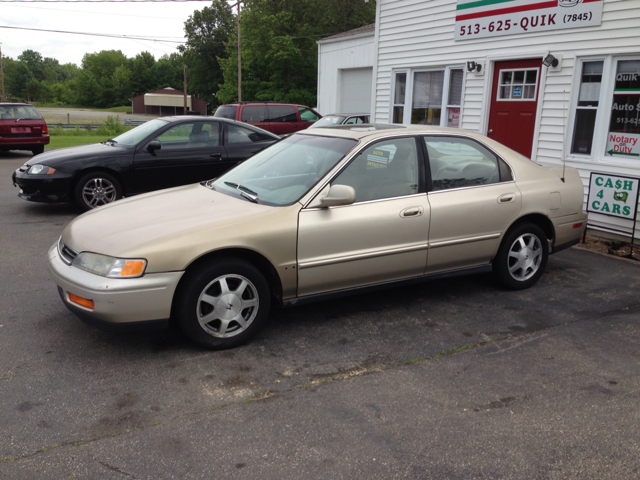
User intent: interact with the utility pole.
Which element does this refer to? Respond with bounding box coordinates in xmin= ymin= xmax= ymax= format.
xmin=0 ymin=42 xmax=6 ymax=102
xmin=183 ymin=64 xmax=187 ymax=115
xmin=237 ymin=0 xmax=241 ymax=102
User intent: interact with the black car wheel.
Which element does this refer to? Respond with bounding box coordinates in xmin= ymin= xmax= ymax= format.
xmin=493 ymin=223 xmax=549 ymax=290
xmin=74 ymin=171 xmax=122 ymax=211
xmin=174 ymin=258 xmax=271 ymax=350
xmin=31 ymin=146 xmax=44 ymax=155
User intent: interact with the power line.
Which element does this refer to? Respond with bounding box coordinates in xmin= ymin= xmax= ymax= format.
xmin=0 ymin=25 xmax=185 ymax=43
xmin=2 ymin=2 xmax=189 ymax=19
xmin=0 ymin=0 xmax=209 ymax=2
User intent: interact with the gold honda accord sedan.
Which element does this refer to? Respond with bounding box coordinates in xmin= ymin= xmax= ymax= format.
xmin=48 ymin=125 xmax=587 ymax=349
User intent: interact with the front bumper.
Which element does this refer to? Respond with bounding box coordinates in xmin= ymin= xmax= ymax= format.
xmin=12 ymin=170 xmax=74 ymax=203
xmin=47 ymin=243 xmax=184 ymax=331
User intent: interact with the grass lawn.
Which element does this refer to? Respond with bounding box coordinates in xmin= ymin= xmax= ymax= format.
xmin=47 ymin=135 xmax=112 ymax=150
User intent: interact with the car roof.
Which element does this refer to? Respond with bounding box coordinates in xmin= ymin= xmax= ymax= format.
xmin=325 ymin=113 xmax=370 ymax=117
xmin=296 ymin=124 xmax=473 ymax=141
xmin=153 ymin=115 xmax=280 ymax=138
xmin=0 ymin=102 xmax=34 ymax=107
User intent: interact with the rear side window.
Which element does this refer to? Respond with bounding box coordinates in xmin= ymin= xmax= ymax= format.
xmin=267 ymin=105 xmax=297 ymax=123
xmin=424 ymin=136 xmax=502 ymax=191
xmin=226 ymin=124 xmax=274 ymax=144
xmin=214 ymin=106 xmax=237 ymax=119
xmin=298 ymin=106 xmax=320 ymax=122
xmin=241 ymin=105 xmax=267 ymax=122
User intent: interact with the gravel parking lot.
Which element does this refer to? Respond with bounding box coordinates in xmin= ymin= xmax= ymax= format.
xmin=1 ymin=151 xmax=639 ymax=478
xmin=37 ymin=107 xmax=158 ymax=125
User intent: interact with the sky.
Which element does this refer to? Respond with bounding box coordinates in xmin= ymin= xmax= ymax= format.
xmin=0 ymin=0 xmax=218 ymax=66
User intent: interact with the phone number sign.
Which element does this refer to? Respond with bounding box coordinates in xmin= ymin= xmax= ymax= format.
xmin=455 ymin=0 xmax=603 ymax=41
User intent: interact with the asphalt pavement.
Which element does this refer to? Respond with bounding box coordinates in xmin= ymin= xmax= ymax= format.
xmin=1 ymin=151 xmax=639 ymax=479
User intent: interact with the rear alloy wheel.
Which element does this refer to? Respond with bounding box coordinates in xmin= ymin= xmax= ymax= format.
xmin=74 ymin=172 xmax=122 ymax=211
xmin=175 ymin=259 xmax=271 ymax=350
xmin=494 ymin=223 xmax=548 ymax=290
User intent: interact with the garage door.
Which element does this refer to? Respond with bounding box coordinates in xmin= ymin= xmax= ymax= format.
xmin=340 ymin=68 xmax=373 ymax=114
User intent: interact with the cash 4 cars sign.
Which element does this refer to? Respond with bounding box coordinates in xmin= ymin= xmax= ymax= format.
xmin=587 ymin=173 xmax=640 ymax=220
xmin=455 ymin=0 xmax=603 ymax=41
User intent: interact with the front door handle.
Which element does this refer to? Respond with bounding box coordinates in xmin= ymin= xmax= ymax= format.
xmin=210 ymin=152 xmax=222 ymax=158
xmin=400 ymin=206 xmax=424 ymax=218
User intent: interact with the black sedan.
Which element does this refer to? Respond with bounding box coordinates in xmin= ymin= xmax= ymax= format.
xmin=12 ymin=116 xmax=279 ymax=210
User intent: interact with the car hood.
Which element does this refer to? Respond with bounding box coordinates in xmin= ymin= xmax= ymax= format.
xmin=62 ymin=183 xmax=301 ymax=274
xmin=30 ymin=142 xmax=127 ymax=166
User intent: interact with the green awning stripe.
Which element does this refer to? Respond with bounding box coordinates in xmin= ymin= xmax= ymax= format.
xmin=457 ymin=0 xmax=515 ymax=11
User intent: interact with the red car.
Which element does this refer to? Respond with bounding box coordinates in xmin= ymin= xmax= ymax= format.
xmin=214 ymin=102 xmax=321 ymax=135
xmin=0 ymin=103 xmax=49 ymax=155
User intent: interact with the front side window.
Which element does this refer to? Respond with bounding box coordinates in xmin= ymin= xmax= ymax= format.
xmin=155 ymin=123 xmax=194 ymax=150
xmin=606 ymin=59 xmax=640 ymax=159
xmin=571 ymin=61 xmax=603 ymax=155
xmin=113 ymin=118 xmax=169 ymax=146
xmin=332 ymin=137 xmax=420 ymax=202
xmin=425 ymin=136 xmax=503 ymax=191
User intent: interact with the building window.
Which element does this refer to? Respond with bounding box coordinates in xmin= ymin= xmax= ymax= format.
xmin=571 ymin=61 xmax=604 ymax=156
xmin=606 ymin=59 xmax=640 ymax=159
xmin=391 ymin=67 xmax=464 ymax=127
xmin=392 ymin=72 xmax=406 ymax=124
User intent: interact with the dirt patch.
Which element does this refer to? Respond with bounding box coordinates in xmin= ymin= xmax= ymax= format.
xmin=574 ymin=234 xmax=640 ymax=262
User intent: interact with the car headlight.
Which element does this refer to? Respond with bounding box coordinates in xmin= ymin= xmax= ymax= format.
xmin=72 ymin=252 xmax=147 ymax=278
xmin=28 ymin=164 xmax=56 ymax=175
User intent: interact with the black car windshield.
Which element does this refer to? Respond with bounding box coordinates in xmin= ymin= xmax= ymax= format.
xmin=0 ymin=105 xmax=43 ymax=120
xmin=212 ymin=134 xmax=357 ymax=206
xmin=111 ymin=118 xmax=169 ymax=146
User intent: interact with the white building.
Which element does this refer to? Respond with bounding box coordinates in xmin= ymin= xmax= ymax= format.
xmin=318 ymin=0 xmax=640 ymax=240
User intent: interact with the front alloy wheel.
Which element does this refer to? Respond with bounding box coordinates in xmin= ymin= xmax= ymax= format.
xmin=175 ymin=258 xmax=271 ymax=349
xmin=74 ymin=171 xmax=122 ymax=211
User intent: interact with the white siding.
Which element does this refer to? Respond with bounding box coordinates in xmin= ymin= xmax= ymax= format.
xmin=317 ymin=34 xmax=375 ymax=115
xmin=373 ymin=0 xmax=640 ymax=238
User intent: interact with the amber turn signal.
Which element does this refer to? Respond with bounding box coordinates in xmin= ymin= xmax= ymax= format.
xmin=68 ymin=292 xmax=94 ymax=310
xmin=119 ymin=260 xmax=146 ymax=277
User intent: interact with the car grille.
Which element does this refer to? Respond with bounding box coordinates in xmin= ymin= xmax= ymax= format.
xmin=58 ymin=237 xmax=78 ymax=265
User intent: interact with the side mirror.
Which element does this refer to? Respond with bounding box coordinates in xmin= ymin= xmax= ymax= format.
xmin=147 ymin=140 xmax=161 ymax=153
xmin=320 ymin=184 xmax=356 ymax=207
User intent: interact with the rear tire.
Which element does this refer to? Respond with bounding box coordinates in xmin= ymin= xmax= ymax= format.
xmin=74 ymin=171 xmax=122 ymax=211
xmin=493 ymin=223 xmax=548 ymax=290
xmin=32 ymin=146 xmax=44 ymax=155
xmin=174 ymin=258 xmax=271 ymax=350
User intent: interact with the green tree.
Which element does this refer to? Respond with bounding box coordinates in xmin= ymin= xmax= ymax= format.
xmin=78 ymin=50 xmax=129 ymax=107
xmin=18 ymin=49 xmax=44 ymax=81
xmin=112 ymin=65 xmax=132 ymax=105
xmin=129 ymin=51 xmax=157 ymax=97
xmin=152 ymin=53 xmax=185 ymax=91
xmin=7 ymin=62 xmax=34 ymax=99
xmin=217 ymin=0 xmax=376 ymax=105
xmin=179 ymin=0 xmax=235 ymax=106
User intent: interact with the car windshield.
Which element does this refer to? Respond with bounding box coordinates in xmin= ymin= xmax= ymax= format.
xmin=311 ymin=116 xmax=346 ymax=128
xmin=111 ymin=118 xmax=169 ymax=146
xmin=0 ymin=105 xmax=43 ymax=120
xmin=211 ymin=134 xmax=357 ymax=206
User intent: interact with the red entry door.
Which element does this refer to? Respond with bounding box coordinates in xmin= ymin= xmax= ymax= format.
xmin=487 ymin=59 xmax=542 ymax=158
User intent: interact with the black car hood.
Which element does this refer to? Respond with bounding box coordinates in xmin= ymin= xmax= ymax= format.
xmin=29 ymin=142 xmax=130 ymax=167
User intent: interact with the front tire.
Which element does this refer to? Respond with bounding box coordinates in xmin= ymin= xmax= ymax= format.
xmin=74 ymin=171 xmax=122 ymax=211
xmin=493 ymin=223 xmax=548 ymax=290
xmin=174 ymin=258 xmax=271 ymax=350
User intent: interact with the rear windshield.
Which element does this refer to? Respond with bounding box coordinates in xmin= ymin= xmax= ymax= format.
xmin=214 ymin=106 xmax=238 ymax=119
xmin=0 ymin=105 xmax=43 ymax=120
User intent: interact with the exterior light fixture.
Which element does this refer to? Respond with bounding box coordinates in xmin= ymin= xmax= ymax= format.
xmin=542 ymin=54 xmax=559 ymax=68
xmin=467 ymin=61 xmax=482 ymax=73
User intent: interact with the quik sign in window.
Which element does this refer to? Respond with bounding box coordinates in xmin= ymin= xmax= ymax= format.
xmin=587 ymin=173 xmax=640 ymax=219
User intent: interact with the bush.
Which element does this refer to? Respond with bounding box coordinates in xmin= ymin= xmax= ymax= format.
xmin=49 ymin=115 xmax=131 ymax=137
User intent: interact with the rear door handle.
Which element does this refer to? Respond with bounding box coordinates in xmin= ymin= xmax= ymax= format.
xmin=498 ymin=193 xmax=515 ymax=203
xmin=210 ymin=152 xmax=222 ymax=158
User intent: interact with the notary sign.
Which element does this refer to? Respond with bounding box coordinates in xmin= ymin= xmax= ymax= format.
xmin=455 ymin=0 xmax=603 ymax=41
xmin=587 ymin=173 xmax=640 ymax=220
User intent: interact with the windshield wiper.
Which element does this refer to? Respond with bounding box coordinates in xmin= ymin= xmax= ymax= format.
xmin=224 ymin=181 xmax=258 ymax=202
xmin=101 ymin=138 xmax=118 ymax=145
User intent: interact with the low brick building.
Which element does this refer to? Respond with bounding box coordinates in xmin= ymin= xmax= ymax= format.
xmin=130 ymin=87 xmax=208 ymax=116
